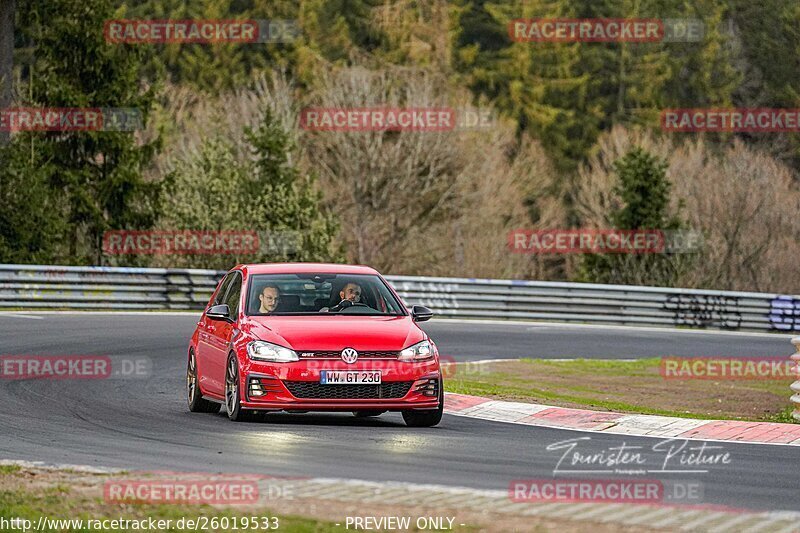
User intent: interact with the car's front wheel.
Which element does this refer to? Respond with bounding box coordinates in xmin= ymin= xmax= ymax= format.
xmin=402 ymin=378 xmax=443 ymax=427
xmin=225 ymin=354 xmax=253 ymax=421
xmin=187 ymin=350 xmax=220 ymax=414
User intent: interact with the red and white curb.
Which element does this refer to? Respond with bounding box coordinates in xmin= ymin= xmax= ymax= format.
xmin=444 ymin=393 xmax=800 ymax=446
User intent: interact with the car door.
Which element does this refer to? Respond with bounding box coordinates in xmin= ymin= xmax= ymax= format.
xmin=197 ymin=272 xmax=236 ymax=396
xmin=205 ymin=271 xmax=243 ymax=396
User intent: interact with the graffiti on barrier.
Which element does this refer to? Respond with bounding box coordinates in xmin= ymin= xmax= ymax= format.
xmin=394 ymin=281 xmax=460 ymax=309
xmin=664 ymin=294 xmax=742 ymax=329
xmin=769 ymin=296 xmax=800 ymax=331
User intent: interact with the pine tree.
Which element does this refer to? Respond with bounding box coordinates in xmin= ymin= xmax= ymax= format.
xmin=156 ymin=107 xmax=342 ymax=269
xmin=665 ymin=0 xmax=739 ymax=108
xmin=580 ymin=147 xmax=688 ymax=286
xmin=454 ymin=0 xmax=601 ymax=171
xmin=15 ymin=0 xmax=160 ymax=264
xmin=245 ymin=107 xmax=342 ymax=263
xmin=727 ymin=0 xmax=800 ymax=167
xmin=0 ymin=0 xmax=13 ymax=146
xmin=0 ymin=137 xmax=67 ymax=262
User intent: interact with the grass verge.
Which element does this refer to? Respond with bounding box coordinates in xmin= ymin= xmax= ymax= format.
xmin=0 ymin=467 xmax=643 ymax=533
xmin=443 ymin=358 xmax=797 ymax=423
xmin=1 ymin=479 xmax=332 ymax=532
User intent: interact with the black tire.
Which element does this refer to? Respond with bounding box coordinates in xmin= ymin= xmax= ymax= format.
xmin=402 ymin=378 xmax=443 ymax=427
xmin=225 ymin=354 xmax=254 ymax=421
xmin=352 ymin=410 xmax=386 ymax=418
xmin=187 ymin=350 xmax=220 ymax=414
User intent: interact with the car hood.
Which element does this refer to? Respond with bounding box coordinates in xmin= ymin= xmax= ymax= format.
xmin=242 ymin=315 xmax=425 ymax=351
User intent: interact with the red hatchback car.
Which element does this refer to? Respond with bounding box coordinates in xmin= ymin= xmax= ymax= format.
xmin=187 ymin=263 xmax=443 ymax=427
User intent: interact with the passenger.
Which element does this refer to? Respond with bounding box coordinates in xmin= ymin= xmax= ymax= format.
xmin=258 ymin=284 xmax=281 ymax=314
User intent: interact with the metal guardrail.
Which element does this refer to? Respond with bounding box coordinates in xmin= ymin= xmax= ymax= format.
xmin=0 ymin=264 xmax=220 ymax=310
xmin=792 ymin=338 xmax=800 ymax=422
xmin=386 ymin=275 xmax=800 ymax=332
xmin=1 ymin=264 xmax=800 ymax=333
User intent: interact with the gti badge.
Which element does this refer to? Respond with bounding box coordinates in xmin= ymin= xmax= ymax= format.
xmin=341 ymin=347 xmax=359 ymax=364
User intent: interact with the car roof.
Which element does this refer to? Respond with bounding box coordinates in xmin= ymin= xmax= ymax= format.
xmin=237 ymin=263 xmax=381 ymax=276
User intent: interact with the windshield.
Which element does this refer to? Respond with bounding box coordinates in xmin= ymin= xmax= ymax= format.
xmin=246 ymin=273 xmax=406 ymax=317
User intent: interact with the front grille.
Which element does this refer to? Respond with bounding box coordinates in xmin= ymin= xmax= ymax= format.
xmin=297 ymin=350 xmax=399 ymax=359
xmin=284 ymin=381 xmax=413 ymax=399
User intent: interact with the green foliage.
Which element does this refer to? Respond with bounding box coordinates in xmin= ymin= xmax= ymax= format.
xmin=156 ymin=108 xmax=342 ymax=269
xmin=580 ymin=147 xmax=689 ymax=286
xmin=310 ymin=0 xmax=387 ymax=55
xmin=12 ymin=0 xmax=159 ymax=265
xmin=727 ymin=0 xmax=800 ymax=167
xmin=115 ymin=0 xmax=295 ymax=94
xmin=610 ymin=147 xmax=675 ymax=229
xmin=0 ymin=138 xmax=67 ymax=263
xmin=112 ymin=0 xmax=391 ymax=94
xmin=453 ymin=0 xmax=600 ymax=172
xmin=453 ymin=0 xmax=742 ymax=171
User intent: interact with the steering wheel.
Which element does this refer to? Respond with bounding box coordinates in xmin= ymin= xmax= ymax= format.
xmin=328 ymin=299 xmax=371 ymax=312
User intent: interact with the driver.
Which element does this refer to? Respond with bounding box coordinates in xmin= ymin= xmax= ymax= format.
xmin=339 ymin=282 xmax=362 ymax=303
xmin=319 ymin=282 xmax=371 ymax=312
xmin=258 ymin=284 xmax=281 ymax=314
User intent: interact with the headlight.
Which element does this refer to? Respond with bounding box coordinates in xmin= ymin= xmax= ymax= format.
xmin=247 ymin=341 xmax=299 ymax=362
xmin=399 ymin=340 xmax=434 ymax=362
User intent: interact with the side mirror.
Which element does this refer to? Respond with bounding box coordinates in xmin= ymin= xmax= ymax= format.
xmin=207 ymin=303 xmax=232 ymax=322
xmin=411 ymin=305 xmax=433 ymax=322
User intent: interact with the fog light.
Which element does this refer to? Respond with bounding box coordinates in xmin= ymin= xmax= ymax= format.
xmin=248 ymin=376 xmax=282 ymax=399
xmin=249 ymin=378 xmax=266 ymax=397
xmin=413 ymin=378 xmax=439 ymax=397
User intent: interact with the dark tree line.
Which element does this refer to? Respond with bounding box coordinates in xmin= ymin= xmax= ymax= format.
xmin=0 ymin=0 xmax=13 ymax=145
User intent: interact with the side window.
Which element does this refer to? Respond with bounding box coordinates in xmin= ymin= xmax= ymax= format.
xmin=213 ymin=273 xmax=235 ymax=306
xmin=223 ymin=273 xmax=243 ymax=317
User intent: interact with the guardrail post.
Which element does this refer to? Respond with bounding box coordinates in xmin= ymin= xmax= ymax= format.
xmin=792 ymin=337 xmax=800 ymax=422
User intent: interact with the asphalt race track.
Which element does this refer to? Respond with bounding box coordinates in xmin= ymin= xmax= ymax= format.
xmin=0 ymin=313 xmax=798 ymax=513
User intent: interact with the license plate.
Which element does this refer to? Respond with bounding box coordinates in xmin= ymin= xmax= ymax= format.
xmin=320 ymin=370 xmax=382 ymax=384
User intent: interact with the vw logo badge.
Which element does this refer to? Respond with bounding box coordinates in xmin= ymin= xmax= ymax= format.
xmin=341 ymin=348 xmax=359 ymax=364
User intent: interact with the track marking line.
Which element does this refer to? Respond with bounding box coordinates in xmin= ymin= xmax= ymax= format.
xmin=0 ymin=313 xmax=43 ymax=319
xmin=707 ymin=513 xmax=763 ymax=533
xmin=433 ymin=318 xmax=796 ymax=339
